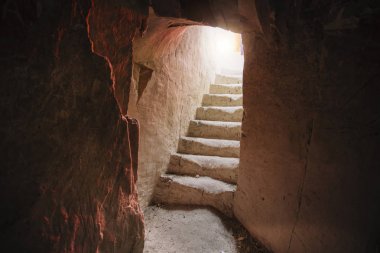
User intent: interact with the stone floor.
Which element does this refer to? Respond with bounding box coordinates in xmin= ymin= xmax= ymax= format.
xmin=143 ymin=205 xmax=271 ymax=253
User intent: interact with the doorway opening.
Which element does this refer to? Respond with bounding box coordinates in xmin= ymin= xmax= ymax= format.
xmin=126 ymin=12 xmax=269 ymax=251
xmin=152 ymin=27 xmax=243 ymax=216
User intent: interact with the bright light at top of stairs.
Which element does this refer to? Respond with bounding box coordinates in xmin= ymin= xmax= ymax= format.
xmin=215 ymin=28 xmax=241 ymax=54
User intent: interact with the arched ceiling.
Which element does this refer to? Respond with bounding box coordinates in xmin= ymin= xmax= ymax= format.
xmin=150 ymin=0 xmax=264 ymax=33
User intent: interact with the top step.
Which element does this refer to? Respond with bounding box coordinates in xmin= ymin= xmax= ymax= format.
xmin=215 ymin=74 xmax=242 ymax=84
xmin=209 ymin=84 xmax=242 ymax=94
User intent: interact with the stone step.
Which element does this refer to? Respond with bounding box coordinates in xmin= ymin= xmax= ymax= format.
xmin=154 ymin=174 xmax=236 ymax=217
xmin=209 ymin=84 xmax=242 ymax=94
xmin=196 ymin=106 xmax=243 ymax=122
xmin=168 ymin=153 xmax=238 ymax=184
xmin=178 ymin=137 xmax=240 ymax=158
xmin=202 ymin=94 xmax=243 ymax=107
xmin=188 ymin=120 xmax=241 ymax=140
xmin=215 ymin=74 xmax=242 ymax=84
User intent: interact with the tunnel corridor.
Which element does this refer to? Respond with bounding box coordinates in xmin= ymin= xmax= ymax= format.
xmin=129 ymin=20 xmax=255 ymax=251
xmin=1 ymin=1 xmax=379 ymax=253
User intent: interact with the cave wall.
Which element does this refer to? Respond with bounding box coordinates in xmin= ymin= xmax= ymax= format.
xmin=2 ymin=0 xmax=379 ymax=252
xmin=0 ymin=0 xmax=147 ymax=252
xmin=149 ymin=1 xmax=380 ymax=252
xmin=234 ymin=1 xmax=380 ymax=253
xmin=128 ymin=13 xmax=218 ymax=209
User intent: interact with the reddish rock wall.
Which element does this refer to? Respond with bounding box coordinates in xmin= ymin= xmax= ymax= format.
xmin=87 ymin=0 xmax=148 ymax=115
xmin=0 ymin=0 xmax=146 ymax=252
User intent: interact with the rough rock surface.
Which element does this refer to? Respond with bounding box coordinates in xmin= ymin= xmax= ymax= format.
xmin=87 ymin=0 xmax=148 ymax=115
xmin=178 ymin=137 xmax=240 ymax=158
xmin=202 ymin=94 xmax=243 ymax=107
xmin=128 ymin=13 xmax=218 ymax=209
xmin=196 ymin=106 xmax=244 ymax=122
xmin=154 ymin=174 xmax=236 ymax=216
xmin=168 ymin=153 xmax=238 ymax=183
xmin=149 ymin=1 xmax=380 ymax=252
xmin=234 ymin=2 xmax=380 ymax=253
xmin=2 ymin=1 xmax=379 ymax=253
xmin=0 ymin=0 xmax=146 ymax=252
xmin=150 ymin=0 xmax=262 ymax=33
xmin=209 ymin=84 xmax=243 ymax=94
xmin=188 ymin=120 xmax=242 ymax=140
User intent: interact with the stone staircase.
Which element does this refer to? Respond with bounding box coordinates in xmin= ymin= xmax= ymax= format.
xmin=153 ymin=74 xmax=243 ymax=217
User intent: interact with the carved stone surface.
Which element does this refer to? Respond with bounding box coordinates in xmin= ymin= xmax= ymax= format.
xmin=235 ymin=2 xmax=380 ymax=252
xmin=0 ymin=1 xmax=146 ymax=252
xmin=128 ymin=14 xmax=219 ymax=210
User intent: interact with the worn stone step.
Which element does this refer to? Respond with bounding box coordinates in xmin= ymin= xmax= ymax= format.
xmin=168 ymin=153 xmax=238 ymax=184
xmin=215 ymin=74 xmax=242 ymax=84
xmin=209 ymin=84 xmax=242 ymax=94
xmin=178 ymin=137 xmax=240 ymax=158
xmin=202 ymin=94 xmax=243 ymax=107
xmin=196 ymin=106 xmax=243 ymax=122
xmin=188 ymin=120 xmax=241 ymax=140
xmin=154 ymin=174 xmax=236 ymax=217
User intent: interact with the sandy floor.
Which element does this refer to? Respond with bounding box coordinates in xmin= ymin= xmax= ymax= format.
xmin=143 ymin=205 xmax=271 ymax=253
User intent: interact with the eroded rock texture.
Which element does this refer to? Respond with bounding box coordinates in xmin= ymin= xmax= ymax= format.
xmin=1 ymin=0 xmax=379 ymax=252
xmin=0 ymin=0 xmax=146 ymax=252
xmin=150 ymin=0 xmax=261 ymax=32
xmin=87 ymin=0 xmax=148 ymax=115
